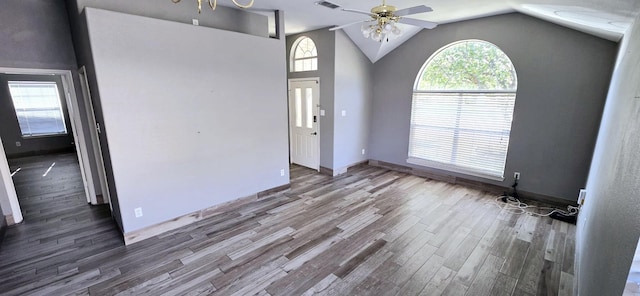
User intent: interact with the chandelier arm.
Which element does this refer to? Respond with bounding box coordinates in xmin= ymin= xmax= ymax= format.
xmin=171 ymin=0 xmax=181 ymax=3
xmin=230 ymin=0 xmax=254 ymax=9
xmin=197 ymin=0 xmax=202 ymax=13
xmin=209 ymin=0 xmax=217 ymax=10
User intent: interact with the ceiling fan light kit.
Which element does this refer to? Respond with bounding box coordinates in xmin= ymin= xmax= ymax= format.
xmin=362 ymin=21 xmax=401 ymax=42
xmin=331 ymin=0 xmax=437 ymax=42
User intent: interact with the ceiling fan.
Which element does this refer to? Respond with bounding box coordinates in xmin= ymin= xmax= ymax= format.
xmin=329 ymin=0 xmax=437 ymax=42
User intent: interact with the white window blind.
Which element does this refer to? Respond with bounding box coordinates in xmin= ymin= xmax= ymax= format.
xmin=408 ymin=91 xmax=515 ymax=180
xmin=408 ymin=40 xmax=518 ymax=181
xmin=8 ymin=81 xmax=68 ymax=137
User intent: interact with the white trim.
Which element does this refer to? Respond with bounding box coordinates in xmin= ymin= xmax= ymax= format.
xmin=287 ymin=77 xmax=321 ymax=171
xmin=407 ymin=157 xmax=505 ymax=182
xmin=0 ymin=67 xmax=98 ymax=217
xmin=60 ymin=73 xmax=97 ymax=205
xmin=79 ymin=66 xmax=111 ymax=207
xmin=0 ymin=137 xmax=22 ymax=224
xmin=290 ymin=36 xmax=318 ymax=73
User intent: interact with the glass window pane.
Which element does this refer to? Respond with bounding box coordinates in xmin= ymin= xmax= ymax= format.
xmin=295 ymin=88 xmax=302 ymax=127
xmin=8 ymin=81 xmax=67 ymax=137
xmin=303 ymin=59 xmax=312 ymax=71
xmin=292 ymin=37 xmax=318 ymax=72
xmin=409 ymin=40 xmax=518 ymax=179
xmin=306 ymin=88 xmax=313 ymax=129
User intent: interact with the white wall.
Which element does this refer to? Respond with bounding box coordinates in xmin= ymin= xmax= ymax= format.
xmin=333 ymin=31 xmax=373 ymax=172
xmin=70 ymin=0 xmax=268 ymax=37
xmin=576 ymin=12 xmax=640 ymax=295
xmin=86 ymin=8 xmax=289 ymax=233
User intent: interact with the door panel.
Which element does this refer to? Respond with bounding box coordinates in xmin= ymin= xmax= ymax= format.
xmin=289 ymin=80 xmax=319 ymax=170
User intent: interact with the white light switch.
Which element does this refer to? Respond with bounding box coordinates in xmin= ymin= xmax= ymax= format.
xmin=134 ymin=207 xmax=143 ymax=218
xmin=341 ymin=110 xmax=347 ymax=117
xmin=320 ymin=110 xmax=325 ymax=116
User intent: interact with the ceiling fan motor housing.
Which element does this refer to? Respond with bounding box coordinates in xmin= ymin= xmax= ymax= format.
xmin=371 ymin=4 xmax=397 ymax=16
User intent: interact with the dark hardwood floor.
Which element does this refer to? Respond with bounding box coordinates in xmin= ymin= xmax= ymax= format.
xmin=0 ymin=155 xmax=575 ymax=295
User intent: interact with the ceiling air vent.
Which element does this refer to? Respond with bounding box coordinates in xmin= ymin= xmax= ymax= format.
xmin=315 ymin=1 xmax=340 ymax=9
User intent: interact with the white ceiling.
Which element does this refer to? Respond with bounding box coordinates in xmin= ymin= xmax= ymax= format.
xmin=238 ymin=0 xmax=639 ymax=62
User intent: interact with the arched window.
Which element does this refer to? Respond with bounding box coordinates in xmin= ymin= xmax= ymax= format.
xmin=291 ymin=36 xmax=318 ymax=72
xmin=408 ymin=40 xmax=518 ymax=180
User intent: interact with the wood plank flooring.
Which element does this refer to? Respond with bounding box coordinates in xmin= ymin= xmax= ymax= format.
xmin=0 ymin=155 xmax=575 ymax=295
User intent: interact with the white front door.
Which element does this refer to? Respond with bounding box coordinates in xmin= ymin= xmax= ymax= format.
xmin=289 ymin=79 xmax=320 ymax=170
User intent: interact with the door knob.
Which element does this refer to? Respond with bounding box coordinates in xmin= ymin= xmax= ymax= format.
xmin=311 ymin=132 xmax=317 ymax=135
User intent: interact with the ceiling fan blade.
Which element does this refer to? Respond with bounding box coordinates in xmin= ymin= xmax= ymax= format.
xmin=329 ymin=20 xmax=371 ymax=31
xmin=394 ymin=5 xmax=433 ymax=17
xmin=398 ymin=18 xmax=438 ymax=29
xmin=341 ymin=8 xmax=377 ymax=17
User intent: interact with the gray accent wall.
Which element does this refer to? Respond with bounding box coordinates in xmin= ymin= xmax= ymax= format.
xmin=0 ymin=0 xmax=77 ymax=70
xmin=68 ymin=0 xmax=268 ymax=37
xmin=85 ymin=8 xmax=289 ymax=233
xmin=287 ymin=29 xmax=336 ymax=170
xmin=369 ymin=13 xmax=617 ymax=201
xmin=575 ymin=14 xmax=640 ymax=295
xmin=333 ymin=31 xmax=373 ymax=171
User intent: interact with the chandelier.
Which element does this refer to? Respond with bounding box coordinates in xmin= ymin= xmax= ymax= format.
xmin=171 ymin=0 xmax=255 ymax=14
xmin=361 ymin=19 xmax=401 ymax=42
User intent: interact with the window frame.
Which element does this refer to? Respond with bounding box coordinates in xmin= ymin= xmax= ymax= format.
xmin=7 ymin=78 xmax=70 ymax=139
xmin=290 ymin=36 xmax=318 ymax=73
xmin=407 ymin=39 xmax=518 ymax=181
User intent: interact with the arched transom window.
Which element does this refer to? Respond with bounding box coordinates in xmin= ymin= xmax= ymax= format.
xmin=291 ymin=36 xmax=318 ymax=72
xmin=408 ymin=40 xmax=518 ymax=180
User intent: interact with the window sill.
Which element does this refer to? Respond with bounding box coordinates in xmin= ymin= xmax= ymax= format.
xmin=406 ymin=157 xmax=505 ymax=182
xmin=22 ymin=133 xmax=69 ymax=139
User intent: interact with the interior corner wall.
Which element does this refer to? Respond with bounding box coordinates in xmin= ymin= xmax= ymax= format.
xmin=66 ymin=3 xmax=124 ymax=230
xmin=85 ymin=8 xmax=289 ymax=233
xmin=575 ymin=14 xmax=640 ymax=295
xmin=369 ymin=12 xmax=617 ymax=201
xmin=333 ymin=30 xmax=373 ymax=172
xmin=69 ymin=0 xmax=268 ymax=37
xmin=286 ymin=29 xmax=336 ymax=170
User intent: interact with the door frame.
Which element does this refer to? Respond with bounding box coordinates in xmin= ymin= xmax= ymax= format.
xmin=287 ymin=77 xmax=321 ymax=171
xmin=0 ymin=67 xmax=98 ymax=224
xmin=78 ymin=66 xmax=111 ymax=208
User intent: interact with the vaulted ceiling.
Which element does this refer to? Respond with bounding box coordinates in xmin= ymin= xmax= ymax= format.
xmin=242 ymin=0 xmax=639 ymax=62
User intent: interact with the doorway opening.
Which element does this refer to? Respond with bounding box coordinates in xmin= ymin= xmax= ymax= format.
xmin=0 ymin=68 xmax=105 ymax=226
xmin=288 ymin=78 xmax=320 ymax=171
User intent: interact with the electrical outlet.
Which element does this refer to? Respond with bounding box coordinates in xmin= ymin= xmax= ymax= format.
xmin=192 ymin=19 xmax=199 ymax=26
xmin=280 ymin=169 xmax=285 ymax=177
xmin=514 ymin=172 xmax=520 ymax=180
xmin=15 ymin=141 xmax=21 ymax=147
xmin=134 ymin=207 xmax=143 ymax=218
xmin=361 ymin=149 xmax=366 ymax=155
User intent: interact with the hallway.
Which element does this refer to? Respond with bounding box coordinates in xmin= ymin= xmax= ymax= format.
xmin=0 ymin=153 xmax=120 ymax=292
